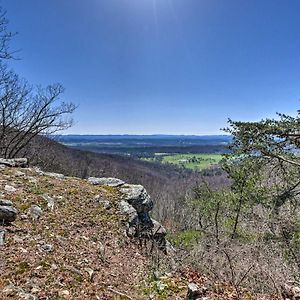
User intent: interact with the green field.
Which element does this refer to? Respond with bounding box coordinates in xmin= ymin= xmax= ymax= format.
xmin=142 ymin=153 xmax=223 ymax=171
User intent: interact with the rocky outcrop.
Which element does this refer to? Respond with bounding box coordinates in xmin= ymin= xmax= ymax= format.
xmin=0 ymin=158 xmax=28 ymax=168
xmin=120 ymin=186 xmax=167 ymax=252
xmin=88 ymin=177 xmax=124 ymax=187
xmin=119 ymin=184 xmax=153 ymax=213
xmin=88 ymin=177 xmax=168 ymax=253
xmin=0 ymin=159 xmax=168 ymax=254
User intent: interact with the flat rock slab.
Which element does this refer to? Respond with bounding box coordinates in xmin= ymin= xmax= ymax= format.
xmin=88 ymin=177 xmax=125 ymax=187
xmin=44 ymin=172 xmax=65 ymax=180
xmin=0 ymin=158 xmax=28 ymax=167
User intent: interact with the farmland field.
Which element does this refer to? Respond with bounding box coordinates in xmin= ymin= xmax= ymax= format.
xmin=142 ymin=153 xmax=223 ymax=170
xmin=57 ymin=135 xmax=229 ymax=171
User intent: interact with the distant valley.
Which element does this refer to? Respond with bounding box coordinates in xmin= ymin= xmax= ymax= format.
xmin=56 ymin=134 xmax=231 ymax=171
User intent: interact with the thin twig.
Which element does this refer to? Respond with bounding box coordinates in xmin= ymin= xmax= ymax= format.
xmin=107 ymin=287 xmax=133 ymax=300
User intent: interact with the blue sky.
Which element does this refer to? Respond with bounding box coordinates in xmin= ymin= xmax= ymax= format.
xmin=2 ymin=0 xmax=300 ymax=134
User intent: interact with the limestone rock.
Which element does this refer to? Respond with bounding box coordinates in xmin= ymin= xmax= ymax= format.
xmin=0 ymin=158 xmax=28 ymax=168
xmin=18 ymin=292 xmax=37 ymax=300
xmin=4 ymin=185 xmax=17 ymax=193
xmin=15 ymin=170 xmax=25 ymax=177
xmin=119 ymin=184 xmax=153 ymax=213
xmin=42 ymin=194 xmax=55 ymax=210
xmin=152 ymin=218 xmax=167 ymax=236
xmin=0 ymin=230 xmax=6 ymax=246
xmin=3 ymin=283 xmax=23 ymax=296
xmin=118 ymin=200 xmax=137 ymax=217
xmin=94 ymin=195 xmax=111 ymax=209
xmin=44 ymin=172 xmax=65 ymax=179
xmin=28 ymin=205 xmax=42 ymax=222
xmin=0 ymin=205 xmax=17 ymax=223
xmin=187 ymin=283 xmax=200 ymax=299
xmin=99 ymin=199 xmax=111 ymax=209
xmin=88 ymin=177 xmax=125 ymax=187
xmin=118 ymin=183 xmax=169 ymax=253
xmin=0 ymin=199 xmax=13 ymax=206
xmin=40 ymin=243 xmax=54 ymax=252
xmin=58 ymin=290 xmax=70 ymax=298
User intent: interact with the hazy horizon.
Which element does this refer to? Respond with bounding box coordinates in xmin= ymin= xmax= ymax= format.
xmin=57 ymin=133 xmax=230 ymax=136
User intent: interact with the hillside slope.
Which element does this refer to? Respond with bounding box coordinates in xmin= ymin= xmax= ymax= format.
xmin=24 ymin=136 xmax=229 ymax=227
xmin=0 ymin=164 xmax=150 ymax=299
xmin=0 ymin=161 xmax=283 ymax=300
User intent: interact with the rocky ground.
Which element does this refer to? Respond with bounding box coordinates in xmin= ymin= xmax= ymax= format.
xmin=0 ymin=161 xmax=283 ymax=299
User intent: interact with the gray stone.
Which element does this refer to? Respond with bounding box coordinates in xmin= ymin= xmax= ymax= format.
xmin=0 ymin=230 xmax=6 ymax=246
xmin=152 ymin=219 xmax=167 ymax=236
xmin=119 ymin=184 xmax=153 ymax=213
xmin=0 ymin=158 xmax=28 ymax=168
xmin=4 ymin=185 xmax=17 ymax=193
xmin=44 ymin=172 xmax=65 ymax=179
xmin=15 ymin=171 xmax=26 ymax=177
xmin=0 ymin=199 xmax=13 ymax=206
xmin=40 ymin=243 xmax=54 ymax=252
xmin=88 ymin=177 xmax=125 ymax=187
xmin=28 ymin=205 xmax=42 ymax=222
xmin=42 ymin=194 xmax=55 ymax=210
xmin=165 ymin=240 xmax=176 ymax=255
xmin=27 ymin=176 xmax=38 ymax=184
xmin=118 ymin=200 xmax=137 ymax=217
xmin=94 ymin=195 xmax=112 ymax=209
xmin=99 ymin=199 xmax=111 ymax=209
xmin=151 ymin=219 xmax=167 ymax=252
xmin=0 ymin=205 xmax=17 ymax=223
xmin=3 ymin=283 xmax=23 ymax=296
xmin=187 ymin=283 xmax=200 ymax=299
xmin=18 ymin=292 xmax=37 ymax=300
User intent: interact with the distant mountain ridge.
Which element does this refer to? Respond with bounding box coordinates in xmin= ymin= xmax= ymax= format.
xmin=54 ymin=134 xmax=231 ymax=157
xmin=55 ymin=134 xmax=231 ymax=141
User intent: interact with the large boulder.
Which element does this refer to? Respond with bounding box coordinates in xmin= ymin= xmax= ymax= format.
xmin=0 ymin=158 xmax=28 ymax=168
xmin=118 ymin=184 xmax=169 ymax=253
xmin=119 ymin=184 xmax=153 ymax=213
xmin=88 ymin=177 xmax=125 ymax=187
xmin=0 ymin=205 xmax=18 ymax=223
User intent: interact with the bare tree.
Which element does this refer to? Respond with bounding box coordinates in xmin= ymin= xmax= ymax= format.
xmin=0 ymin=65 xmax=76 ymax=158
xmin=0 ymin=7 xmax=16 ymax=60
xmin=0 ymin=5 xmax=76 ymax=158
